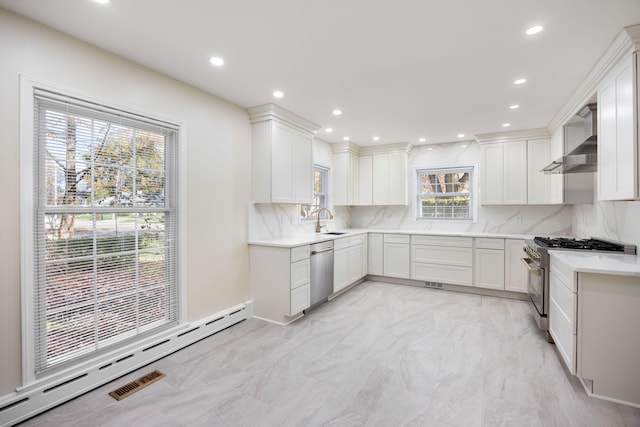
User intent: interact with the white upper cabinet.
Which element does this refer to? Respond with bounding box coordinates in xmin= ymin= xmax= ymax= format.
xmin=527 ymin=138 xmax=552 ymax=204
xmin=358 ymin=155 xmax=373 ymax=205
xmin=364 ymin=143 xmax=410 ymax=206
xmin=248 ymin=104 xmax=319 ymax=204
xmin=598 ymin=54 xmax=638 ymax=201
xmin=332 ymin=143 xmax=359 ymax=206
xmin=478 ymin=130 xmax=554 ymax=205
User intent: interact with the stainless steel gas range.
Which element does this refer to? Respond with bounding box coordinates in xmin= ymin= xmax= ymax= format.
xmin=522 ymin=237 xmax=636 ymax=332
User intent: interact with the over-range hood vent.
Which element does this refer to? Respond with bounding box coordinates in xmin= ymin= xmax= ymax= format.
xmin=543 ymin=104 xmax=597 ymax=175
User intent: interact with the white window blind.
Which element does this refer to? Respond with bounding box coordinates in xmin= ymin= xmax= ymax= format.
xmin=33 ymin=89 xmax=180 ymax=375
xmin=416 ymin=166 xmax=474 ymax=220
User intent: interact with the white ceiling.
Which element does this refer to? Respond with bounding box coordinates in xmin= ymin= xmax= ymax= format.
xmin=2 ymin=0 xmax=640 ymax=146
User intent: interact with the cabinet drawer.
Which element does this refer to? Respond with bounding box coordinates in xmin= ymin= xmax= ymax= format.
xmin=411 ymin=235 xmax=473 ymax=247
xmin=290 ymin=284 xmax=310 ymax=315
xmin=550 ymin=255 xmax=576 ymax=292
xmin=549 ymin=297 xmax=577 ymax=374
xmin=291 ymin=245 xmax=310 ymax=262
xmin=384 ymin=234 xmax=410 ymax=244
xmin=349 ymin=234 xmax=364 ymax=246
xmin=334 ymin=237 xmax=349 ymax=251
xmin=475 ymin=238 xmax=505 ymax=250
xmin=290 ymin=258 xmax=310 ymax=289
xmin=550 ymin=270 xmax=576 ymax=333
xmin=412 ymin=245 xmax=472 ymax=266
xmin=412 ymin=262 xmax=473 ymax=286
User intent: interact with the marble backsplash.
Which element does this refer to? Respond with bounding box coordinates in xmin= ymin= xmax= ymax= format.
xmin=248 ymin=203 xmax=352 ymax=241
xmin=349 ymin=204 xmax=573 ymax=236
xmin=248 ymin=202 xmax=573 ymax=240
xmin=573 ymin=200 xmax=640 ymax=248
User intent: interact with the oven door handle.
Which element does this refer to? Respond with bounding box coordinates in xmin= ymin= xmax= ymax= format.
xmin=521 ymin=258 xmax=542 ymax=276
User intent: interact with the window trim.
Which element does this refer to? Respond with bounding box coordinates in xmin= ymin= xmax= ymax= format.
xmin=413 ymin=164 xmax=477 ymax=222
xmin=19 ymin=75 xmax=188 ymax=385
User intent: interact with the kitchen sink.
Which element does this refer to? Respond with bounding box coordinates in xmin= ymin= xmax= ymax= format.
xmin=324 ymin=231 xmax=347 ymax=235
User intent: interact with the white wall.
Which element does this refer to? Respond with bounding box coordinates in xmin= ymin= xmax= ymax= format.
xmin=351 ymin=142 xmax=573 ymax=235
xmin=0 ymin=9 xmax=252 ymax=395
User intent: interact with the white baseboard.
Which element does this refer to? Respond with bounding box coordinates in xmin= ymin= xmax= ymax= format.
xmin=0 ymin=301 xmax=253 ymax=427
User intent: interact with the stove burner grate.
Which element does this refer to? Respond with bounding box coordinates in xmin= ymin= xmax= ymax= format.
xmin=533 ymin=237 xmax=624 ymax=252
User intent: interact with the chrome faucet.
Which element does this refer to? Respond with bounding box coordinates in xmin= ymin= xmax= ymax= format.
xmin=311 ymin=208 xmax=334 ymax=233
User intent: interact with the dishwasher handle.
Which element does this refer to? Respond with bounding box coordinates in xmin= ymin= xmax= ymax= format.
xmin=311 ymin=248 xmax=333 ymax=255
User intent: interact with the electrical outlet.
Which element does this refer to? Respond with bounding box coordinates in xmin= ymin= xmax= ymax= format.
xmin=515 ymin=215 xmax=522 ymax=224
xmin=280 ymin=215 xmax=287 ymax=225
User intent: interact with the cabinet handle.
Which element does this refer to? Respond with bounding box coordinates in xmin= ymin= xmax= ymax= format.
xmin=311 ymin=248 xmax=333 ymax=255
xmin=521 ymin=258 xmax=541 ymax=276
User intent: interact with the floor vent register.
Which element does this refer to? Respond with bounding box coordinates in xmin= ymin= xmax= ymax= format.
xmin=109 ymin=370 xmax=166 ymax=401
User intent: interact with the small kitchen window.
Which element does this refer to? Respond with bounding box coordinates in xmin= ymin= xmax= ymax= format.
xmin=416 ymin=166 xmax=474 ymax=221
xmin=300 ymin=165 xmax=329 ymax=220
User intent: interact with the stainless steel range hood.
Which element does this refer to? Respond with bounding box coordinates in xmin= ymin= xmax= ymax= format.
xmin=543 ymin=104 xmax=597 ymax=174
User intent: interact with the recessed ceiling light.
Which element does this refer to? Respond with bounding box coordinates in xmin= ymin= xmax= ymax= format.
xmin=343 ymin=136 xmax=350 ymax=141
xmin=273 ymin=90 xmax=284 ymax=98
xmin=373 ymin=136 xmax=380 ymax=141
xmin=457 ymin=133 xmax=465 ymax=138
xmin=427 ymin=147 xmax=433 ymax=151
xmin=209 ymin=56 xmax=224 ymax=67
xmin=419 ymin=138 xmax=426 ymax=143
xmin=325 ymin=128 xmax=333 ymax=133
xmin=502 ymin=123 xmax=511 ymax=127
xmin=332 ymin=109 xmax=342 ymax=116
xmin=514 ymin=78 xmax=527 ymax=85
xmin=526 ymin=25 xmax=543 ymax=35
xmin=461 ymin=144 xmax=468 ymax=148
xmin=509 ymin=104 xmax=520 ymax=109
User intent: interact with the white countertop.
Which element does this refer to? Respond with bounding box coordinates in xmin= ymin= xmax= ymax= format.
xmin=550 ymin=251 xmax=640 ymax=277
xmin=248 ymin=229 xmax=533 ymax=248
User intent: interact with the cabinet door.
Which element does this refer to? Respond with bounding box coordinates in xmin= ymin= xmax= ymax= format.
xmin=333 ymin=151 xmax=349 ymax=206
xmin=383 ymin=243 xmax=410 ymax=279
xmin=549 ymin=269 xmax=577 ymax=374
xmin=333 ymin=247 xmax=349 ymax=292
xmin=474 ymin=248 xmax=505 ymax=290
xmin=290 ymin=284 xmax=310 ymax=315
xmin=527 ymin=139 xmax=551 ymax=204
xmin=388 ymin=152 xmax=407 ymax=205
xmin=349 ymin=153 xmax=359 ymax=205
xmin=481 ymin=143 xmax=504 ymax=204
xmin=361 ymin=234 xmax=368 ymax=278
xmin=372 ymin=154 xmax=389 ymax=205
xmin=598 ymin=57 xmax=637 ymax=200
xmin=504 ymin=239 xmax=528 ymax=293
xmin=293 ymin=131 xmax=313 ymax=204
xmin=358 ymin=155 xmax=373 ymax=205
xmin=368 ymin=233 xmax=383 ymax=275
xmin=503 ymin=140 xmax=528 ymax=204
xmin=271 ymin=123 xmax=295 ymax=203
xmin=290 ymin=258 xmax=310 ymax=289
xmin=348 ymin=244 xmax=363 ymax=283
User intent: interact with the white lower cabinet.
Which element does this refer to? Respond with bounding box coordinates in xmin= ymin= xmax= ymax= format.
xmin=383 ymin=234 xmax=410 ymax=279
xmin=368 ymin=233 xmax=383 ymax=275
xmin=505 ymin=239 xmax=528 ymax=293
xmin=474 ymin=238 xmax=505 ymax=290
xmin=411 ymin=235 xmax=473 ymax=286
xmin=334 ymin=234 xmax=367 ymax=293
xmin=250 ymin=244 xmax=310 ymax=324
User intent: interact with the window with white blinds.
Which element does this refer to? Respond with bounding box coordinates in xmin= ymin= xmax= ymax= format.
xmin=416 ymin=166 xmax=474 ymax=220
xmin=32 ymin=89 xmax=180 ymax=375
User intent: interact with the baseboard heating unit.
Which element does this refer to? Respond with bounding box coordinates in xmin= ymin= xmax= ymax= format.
xmin=0 ymin=301 xmax=253 ymax=427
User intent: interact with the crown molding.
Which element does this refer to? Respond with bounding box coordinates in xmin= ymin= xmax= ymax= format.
xmin=359 ymin=142 xmax=413 ymax=156
xmin=474 ymin=127 xmax=550 ymax=144
xmin=331 ymin=142 xmax=360 ymax=155
xmin=547 ymin=24 xmax=640 ymax=134
xmin=246 ymin=103 xmax=320 ymax=134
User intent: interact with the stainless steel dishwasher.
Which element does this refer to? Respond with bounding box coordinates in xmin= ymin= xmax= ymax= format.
xmin=306 ymin=240 xmax=334 ymax=312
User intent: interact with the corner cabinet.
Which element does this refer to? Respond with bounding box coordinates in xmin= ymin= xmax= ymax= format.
xmin=250 ymin=244 xmax=310 ymax=324
xmin=598 ymin=53 xmax=639 ymax=201
xmin=478 ymin=131 xmax=554 ymax=205
xmin=248 ymin=104 xmax=320 ymax=204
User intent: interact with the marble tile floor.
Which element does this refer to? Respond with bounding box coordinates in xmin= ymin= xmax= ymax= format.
xmin=19 ymin=281 xmax=640 ymax=427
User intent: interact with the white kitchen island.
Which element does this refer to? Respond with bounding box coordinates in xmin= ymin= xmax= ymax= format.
xmin=549 ymin=251 xmax=640 ymax=408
